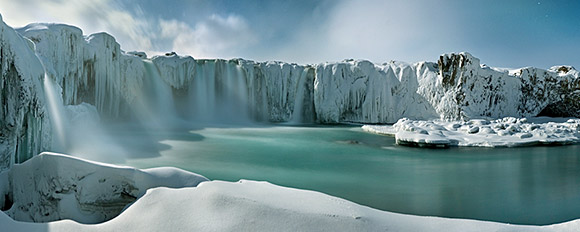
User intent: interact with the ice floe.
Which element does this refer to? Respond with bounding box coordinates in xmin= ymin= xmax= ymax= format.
xmin=363 ymin=117 xmax=580 ymax=147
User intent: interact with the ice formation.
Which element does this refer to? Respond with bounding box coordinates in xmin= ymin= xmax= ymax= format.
xmin=0 ymin=152 xmax=208 ymax=223
xmin=363 ymin=117 xmax=580 ymax=147
xmin=0 ymin=15 xmax=51 ymax=170
xmin=1 ymin=153 xmax=579 ymax=231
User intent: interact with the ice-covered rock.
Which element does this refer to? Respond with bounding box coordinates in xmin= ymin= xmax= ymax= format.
xmin=425 ymin=52 xmax=580 ymax=120
xmin=363 ymin=117 xmax=580 ymax=147
xmin=17 ymin=24 xmax=146 ymax=118
xmin=314 ymin=60 xmax=437 ymax=123
xmin=0 ymin=15 xmax=51 ymax=171
xmin=0 ymin=152 xmax=208 ymax=223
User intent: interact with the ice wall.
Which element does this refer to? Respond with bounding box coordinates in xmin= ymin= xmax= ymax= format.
xmin=314 ymin=60 xmax=438 ymax=123
xmin=17 ymin=24 xmax=145 ymax=119
xmin=18 ymin=22 xmax=579 ymax=127
xmin=0 ymin=15 xmax=51 ymax=171
xmin=153 ymin=56 xmax=315 ymax=123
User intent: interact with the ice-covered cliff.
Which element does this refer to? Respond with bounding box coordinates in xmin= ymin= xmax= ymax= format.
xmin=15 ymin=21 xmax=580 ymax=126
xmin=1 ymin=14 xmax=580 ymax=169
xmin=426 ymin=53 xmax=580 ymax=120
xmin=0 ymin=15 xmax=51 ymax=170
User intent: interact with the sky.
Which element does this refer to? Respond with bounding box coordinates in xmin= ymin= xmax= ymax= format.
xmin=0 ymin=0 xmax=578 ymax=68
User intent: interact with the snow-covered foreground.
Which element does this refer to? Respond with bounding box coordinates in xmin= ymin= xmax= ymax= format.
xmin=363 ymin=117 xmax=580 ymax=147
xmin=1 ymin=153 xmax=580 ymax=231
xmin=0 ymin=152 xmax=208 ymax=223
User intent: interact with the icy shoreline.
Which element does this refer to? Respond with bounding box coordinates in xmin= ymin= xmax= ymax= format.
xmin=363 ymin=117 xmax=580 ymax=147
xmin=1 ymin=153 xmax=579 ymax=231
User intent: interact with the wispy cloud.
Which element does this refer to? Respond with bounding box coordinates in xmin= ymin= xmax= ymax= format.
xmin=270 ymin=0 xmax=466 ymax=64
xmin=0 ymin=0 xmax=156 ymax=52
xmin=1 ymin=0 xmax=578 ymax=67
xmin=0 ymin=0 xmax=258 ymax=59
xmin=160 ymin=14 xmax=257 ymax=58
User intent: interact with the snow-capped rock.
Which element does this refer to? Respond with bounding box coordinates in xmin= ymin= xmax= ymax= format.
xmin=426 ymin=52 xmax=580 ymax=120
xmin=1 ymin=152 xmax=208 ymax=223
xmin=363 ymin=117 xmax=580 ymax=147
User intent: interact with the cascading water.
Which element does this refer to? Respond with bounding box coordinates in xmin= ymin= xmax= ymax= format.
xmin=189 ymin=60 xmax=251 ymax=124
xmin=136 ymin=60 xmax=179 ymax=127
xmin=43 ymin=74 xmax=68 ymax=151
xmin=289 ymin=69 xmax=308 ymax=124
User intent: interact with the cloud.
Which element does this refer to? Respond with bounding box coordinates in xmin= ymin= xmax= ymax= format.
xmin=0 ymin=0 xmax=258 ymax=58
xmin=0 ymin=0 xmax=156 ymax=52
xmin=160 ymin=14 xmax=258 ymax=58
xmin=271 ymin=0 xmax=466 ymax=64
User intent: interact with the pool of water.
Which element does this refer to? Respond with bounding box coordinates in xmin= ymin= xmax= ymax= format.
xmin=93 ymin=124 xmax=580 ymax=225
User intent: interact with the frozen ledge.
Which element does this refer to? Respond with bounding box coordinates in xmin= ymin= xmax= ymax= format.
xmin=0 ymin=152 xmax=208 ymax=223
xmin=363 ymin=117 xmax=580 ymax=148
xmin=1 ymin=152 xmax=579 ymax=231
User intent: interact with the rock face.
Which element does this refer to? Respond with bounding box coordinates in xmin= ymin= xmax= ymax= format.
xmin=1 ymin=15 xmax=580 ymax=169
xmin=429 ymin=53 xmax=580 ymax=120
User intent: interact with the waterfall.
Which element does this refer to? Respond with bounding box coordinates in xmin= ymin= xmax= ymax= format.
xmin=189 ymin=60 xmax=251 ymax=124
xmin=137 ymin=60 xmax=178 ymax=127
xmin=43 ymin=74 xmax=68 ymax=151
xmin=289 ymin=69 xmax=309 ymax=124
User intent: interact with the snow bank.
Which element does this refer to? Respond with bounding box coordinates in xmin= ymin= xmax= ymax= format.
xmin=0 ymin=152 xmax=208 ymax=223
xmin=1 ymin=178 xmax=579 ymax=231
xmin=363 ymin=117 xmax=580 ymax=147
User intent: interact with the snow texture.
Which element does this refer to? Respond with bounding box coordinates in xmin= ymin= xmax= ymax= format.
xmin=363 ymin=117 xmax=580 ymax=147
xmin=0 ymin=152 xmax=208 ymax=223
xmin=0 ymin=156 xmax=578 ymax=231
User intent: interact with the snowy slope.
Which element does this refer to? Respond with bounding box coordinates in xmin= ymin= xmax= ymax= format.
xmin=0 ymin=153 xmax=579 ymax=231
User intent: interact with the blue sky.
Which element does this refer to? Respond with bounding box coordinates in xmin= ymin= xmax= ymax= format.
xmin=0 ymin=0 xmax=578 ymax=68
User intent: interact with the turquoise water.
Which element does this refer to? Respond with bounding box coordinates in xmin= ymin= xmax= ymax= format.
xmin=105 ymin=124 xmax=580 ymax=225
